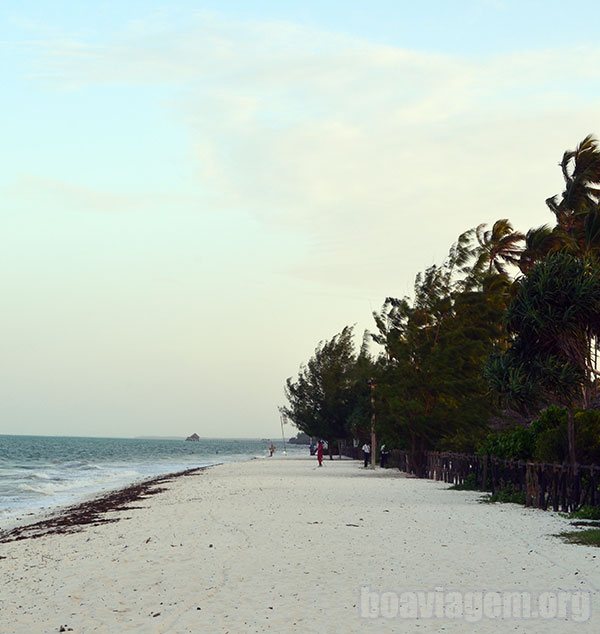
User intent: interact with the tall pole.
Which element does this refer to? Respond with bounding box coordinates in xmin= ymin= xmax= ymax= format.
xmin=369 ymin=379 xmax=377 ymax=468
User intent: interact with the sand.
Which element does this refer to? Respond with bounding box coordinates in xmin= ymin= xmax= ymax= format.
xmin=1 ymin=456 xmax=599 ymax=633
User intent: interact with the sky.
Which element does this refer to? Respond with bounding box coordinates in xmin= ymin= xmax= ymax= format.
xmin=2 ymin=1 xmax=600 ymax=438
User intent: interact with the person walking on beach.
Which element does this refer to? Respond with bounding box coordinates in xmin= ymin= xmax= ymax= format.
xmin=316 ymin=440 xmax=324 ymax=467
xmin=362 ymin=442 xmax=371 ymax=468
xmin=380 ymin=444 xmax=390 ymax=468
xmin=268 ymin=442 xmax=276 ymax=457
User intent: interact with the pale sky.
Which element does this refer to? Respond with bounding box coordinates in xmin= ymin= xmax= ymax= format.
xmin=2 ymin=1 xmax=600 ymax=438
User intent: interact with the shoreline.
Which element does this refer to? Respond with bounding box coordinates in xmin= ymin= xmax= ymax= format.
xmin=1 ymin=457 xmax=599 ymax=632
xmin=0 ymin=466 xmax=210 ymax=544
xmin=0 ymin=435 xmax=288 ymax=533
xmin=0 ymin=461 xmax=227 ymax=536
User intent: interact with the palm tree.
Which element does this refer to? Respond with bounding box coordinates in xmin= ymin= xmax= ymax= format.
xmin=518 ymin=137 xmax=600 ymax=272
xmin=473 ymin=219 xmax=524 ymax=275
xmin=546 ymin=134 xmax=600 ymax=231
xmin=518 ymin=224 xmax=561 ymax=273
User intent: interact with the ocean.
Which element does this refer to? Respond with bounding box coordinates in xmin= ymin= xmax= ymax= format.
xmin=0 ymin=435 xmax=303 ymax=529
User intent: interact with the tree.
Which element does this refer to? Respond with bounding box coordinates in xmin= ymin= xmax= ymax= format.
xmin=346 ymin=332 xmax=378 ymax=442
xmin=283 ymin=326 xmax=360 ymax=457
xmin=473 ymin=219 xmax=524 ymax=275
xmin=517 ymin=136 xmax=600 ymax=274
xmin=518 ymin=224 xmax=560 ymax=274
xmin=485 ymin=253 xmax=600 ymax=464
xmin=371 ymin=236 xmax=510 ymax=473
xmin=546 ymin=134 xmax=600 ymax=225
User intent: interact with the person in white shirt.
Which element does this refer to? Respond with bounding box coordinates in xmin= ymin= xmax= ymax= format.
xmin=361 ymin=443 xmax=371 ymax=468
xmin=380 ymin=444 xmax=390 ymax=468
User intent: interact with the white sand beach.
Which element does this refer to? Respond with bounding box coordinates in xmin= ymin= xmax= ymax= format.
xmin=1 ymin=457 xmax=599 ymax=633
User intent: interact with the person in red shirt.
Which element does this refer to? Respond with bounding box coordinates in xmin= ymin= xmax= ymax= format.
xmin=316 ymin=440 xmax=324 ymax=467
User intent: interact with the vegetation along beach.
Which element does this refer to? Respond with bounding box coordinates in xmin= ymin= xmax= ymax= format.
xmin=4 ymin=1 xmax=600 ymax=632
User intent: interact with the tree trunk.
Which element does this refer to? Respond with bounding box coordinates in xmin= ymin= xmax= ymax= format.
xmin=328 ymin=438 xmax=333 ymax=460
xmin=409 ymin=432 xmax=426 ymax=477
xmin=567 ymin=409 xmax=577 ymax=466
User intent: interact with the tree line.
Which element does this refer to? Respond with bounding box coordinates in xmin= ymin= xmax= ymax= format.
xmin=282 ymin=135 xmax=600 ymax=472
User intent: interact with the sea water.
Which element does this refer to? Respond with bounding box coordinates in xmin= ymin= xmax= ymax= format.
xmin=0 ymin=435 xmax=304 ymax=529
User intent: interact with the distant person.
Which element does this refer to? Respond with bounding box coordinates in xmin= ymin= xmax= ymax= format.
xmin=380 ymin=444 xmax=390 ymax=468
xmin=362 ymin=442 xmax=371 ymax=468
xmin=268 ymin=442 xmax=276 ymax=457
xmin=309 ymin=441 xmax=317 ymax=456
xmin=316 ymin=440 xmax=324 ymax=467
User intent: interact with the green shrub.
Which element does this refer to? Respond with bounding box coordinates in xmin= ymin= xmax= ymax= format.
xmin=524 ymin=407 xmax=600 ymax=464
xmin=559 ymin=528 xmax=600 ymax=547
xmin=533 ymin=427 xmax=567 ymax=462
xmin=531 ymin=406 xmax=568 ymax=463
xmin=484 ymin=486 xmax=526 ymax=505
xmin=569 ymin=506 xmax=600 ymax=520
xmin=530 ymin=405 xmax=567 ymax=435
xmin=574 ymin=410 xmax=600 ymax=464
xmin=449 ymin=473 xmax=479 ymax=491
xmin=438 ymin=429 xmax=486 ymax=454
xmin=479 ymin=427 xmax=535 ymax=460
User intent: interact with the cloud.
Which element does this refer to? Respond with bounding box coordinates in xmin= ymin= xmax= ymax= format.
xmin=25 ymin=12 xmax=600 ymax=292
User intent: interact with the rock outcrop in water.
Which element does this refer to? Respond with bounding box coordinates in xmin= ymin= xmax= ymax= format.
xmin=185 ymin=433 xmax=200 ymax=442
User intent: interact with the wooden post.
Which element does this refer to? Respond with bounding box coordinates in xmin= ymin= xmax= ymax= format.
xmin=483 ymin=455 xmax=488 ymax=491
xmin=369 ymin=379 xmax=377 ymax=469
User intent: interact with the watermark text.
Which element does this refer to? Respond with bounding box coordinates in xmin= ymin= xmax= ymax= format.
xmin=359 ymin=587 xmax=591 ymax=622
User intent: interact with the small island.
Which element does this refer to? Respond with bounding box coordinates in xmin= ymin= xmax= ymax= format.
xmin=185 ymin=433 xmax=200 ymax=442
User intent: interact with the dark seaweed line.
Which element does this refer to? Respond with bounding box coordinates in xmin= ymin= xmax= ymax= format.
xmin=0 ymin=467 xmax=207 ymax=544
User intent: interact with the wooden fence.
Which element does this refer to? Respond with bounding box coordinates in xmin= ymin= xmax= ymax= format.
xmin=368 ymin=449 xmax=600 ymax=513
